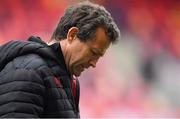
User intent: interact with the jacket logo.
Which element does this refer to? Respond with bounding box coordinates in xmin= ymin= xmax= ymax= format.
xmin=53 ymin=77 xmax=63 ymax=88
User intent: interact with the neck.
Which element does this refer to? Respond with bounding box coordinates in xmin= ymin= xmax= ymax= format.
xmin=47 ymin=40 xmax=69 ymax=64
xmin=47 ymin=39 xmax=72 ymax=75
xmin=59 ymin=40 xmax=71 ymax=73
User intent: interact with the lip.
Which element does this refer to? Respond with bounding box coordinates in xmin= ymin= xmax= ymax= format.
xmin=80 ymin=65 xmax=84 ymax=72
xmin=83 ymin=64 xmax=89 ymax=69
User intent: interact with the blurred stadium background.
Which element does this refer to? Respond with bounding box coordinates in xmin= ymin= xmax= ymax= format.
xmin=0 ymin=0 xmax=180 ymax=118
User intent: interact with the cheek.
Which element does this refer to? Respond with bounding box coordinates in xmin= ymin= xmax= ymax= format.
xmin=71 ymin=52 xmax=85 ymax=65
xmin=75 ymin=50 xmax=91 ymax=64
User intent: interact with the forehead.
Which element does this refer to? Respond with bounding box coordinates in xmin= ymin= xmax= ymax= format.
xmin=87 ymin=27 xmax=111 ymax=51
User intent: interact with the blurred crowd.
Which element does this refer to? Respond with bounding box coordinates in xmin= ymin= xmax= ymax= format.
xmin=0 ymin=0 xmax=180 ymax=118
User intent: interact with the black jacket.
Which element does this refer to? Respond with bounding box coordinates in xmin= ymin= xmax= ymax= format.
xmin=0 ymin=36 xmax=80 ymax=118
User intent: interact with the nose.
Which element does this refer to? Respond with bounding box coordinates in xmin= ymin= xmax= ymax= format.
xmin=89 ymin=59 xmax=98 ymax=68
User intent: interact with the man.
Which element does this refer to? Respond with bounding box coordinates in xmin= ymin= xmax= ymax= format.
xmin=0 ymin=1 xmax=120 ymax=118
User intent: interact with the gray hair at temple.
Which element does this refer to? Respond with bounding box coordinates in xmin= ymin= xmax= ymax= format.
xmin=51 ymin=1 xmax=120 ymax=44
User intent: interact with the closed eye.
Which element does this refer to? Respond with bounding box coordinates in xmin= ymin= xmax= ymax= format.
xmin=92 ymin=50 xmax=97 ymax=55
xmin=91 ymin=49 xmax=98 ymax=56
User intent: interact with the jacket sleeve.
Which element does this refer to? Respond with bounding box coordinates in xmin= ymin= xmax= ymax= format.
xmin=0 ymin=68 xmax=45 ymax=118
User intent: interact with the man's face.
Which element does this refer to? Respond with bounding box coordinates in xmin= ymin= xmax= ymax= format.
xmin=68 ymin=27 xmax=111 ymax=77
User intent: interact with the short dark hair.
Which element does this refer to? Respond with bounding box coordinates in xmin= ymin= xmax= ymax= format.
xmin=51 ymin=1 xmax=120 ymax=43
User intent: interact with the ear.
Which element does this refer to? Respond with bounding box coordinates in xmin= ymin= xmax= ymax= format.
xmin=67 ymin=27 xmax=79 ymax=44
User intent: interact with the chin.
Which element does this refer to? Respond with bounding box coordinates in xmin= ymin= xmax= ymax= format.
xmin=74 ymin=73 xmax=81 ymax=77
xmin=74 ymin=71 xmax=81 ymax=77
xmin=73 ymin=67 xmax=82 ymax=77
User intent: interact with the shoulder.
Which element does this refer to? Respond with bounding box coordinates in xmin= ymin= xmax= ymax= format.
xmin=0 ymin=53 xmax=48 ymax=85
xmin=1 ymin=53 xmax=53 ymax=80
xmin=13 ymin=54 xmax=48 ymax=69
